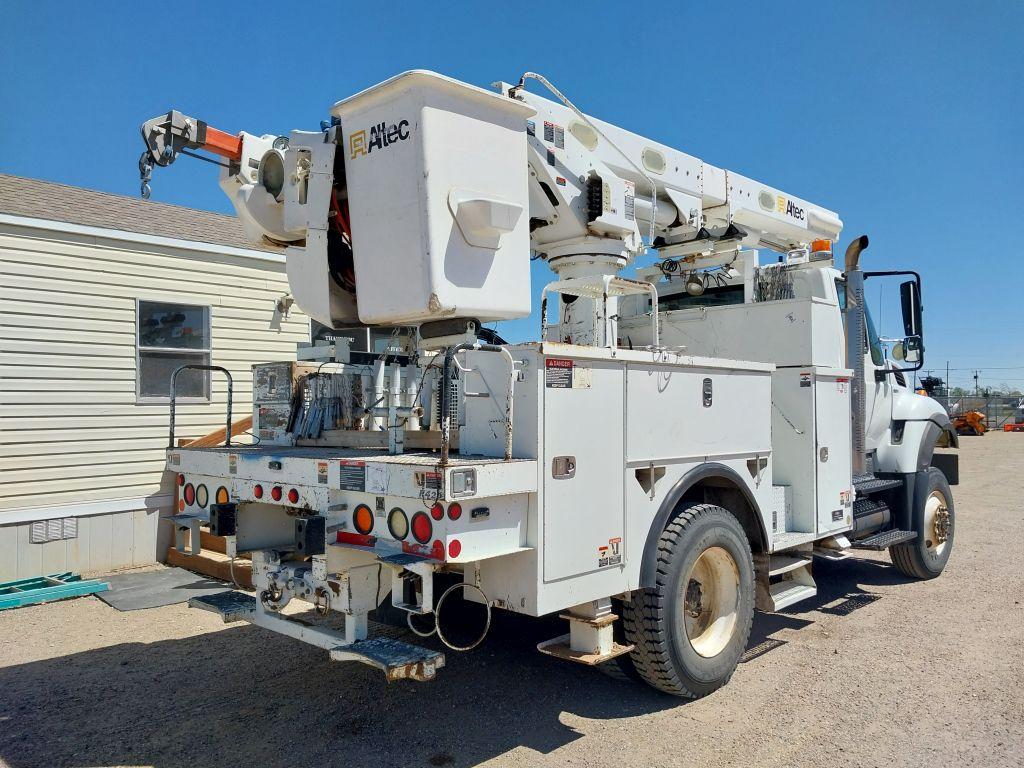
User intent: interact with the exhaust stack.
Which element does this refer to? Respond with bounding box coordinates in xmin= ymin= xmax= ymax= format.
xmin=844 ymin=235 xmax=870 ymax=476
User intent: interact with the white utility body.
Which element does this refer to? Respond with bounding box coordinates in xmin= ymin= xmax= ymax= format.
xmin=141 ymin=70 xmax=958 ymax=696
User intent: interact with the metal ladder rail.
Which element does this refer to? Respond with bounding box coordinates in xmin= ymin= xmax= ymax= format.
xmin=167 ymin=364 xmax=234 ymax=449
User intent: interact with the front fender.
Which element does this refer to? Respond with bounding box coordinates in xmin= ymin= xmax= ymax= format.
xmin=878 ymin=389 xmax=957 ymax=474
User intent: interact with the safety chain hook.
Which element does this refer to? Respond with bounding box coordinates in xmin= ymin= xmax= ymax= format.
xmin=138 ymin=151 xmax=154 ymax=199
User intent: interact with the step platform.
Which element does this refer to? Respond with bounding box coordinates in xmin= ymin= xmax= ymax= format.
xmin=853 ymin=474 xmax=904 ymax=496
xmin=756 ymin=554 xmax=817 ymax=612
xmin=189 ymin=591 xmax=444 ymax=681
xmin=851 ymin=529 xmax=917 ymax=550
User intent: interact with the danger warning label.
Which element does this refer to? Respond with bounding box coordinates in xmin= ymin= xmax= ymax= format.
xmin=545 ymin=358 xmax=573 ymax=388
xmin=545 ymin=358 xmax=592 ymax=389
xmin=598 ymin=537 xmax=622 ymax=568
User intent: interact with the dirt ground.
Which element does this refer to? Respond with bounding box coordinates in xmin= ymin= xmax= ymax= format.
xmin=1 ymin=434 xmax=1022 ymax=768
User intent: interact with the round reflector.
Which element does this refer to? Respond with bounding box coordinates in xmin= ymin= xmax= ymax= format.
xmin=353 ymin=504 xmax=374 ymax=535
xmin=448 ymin=539 xmax=462 ymax=558
xmin=195 ymin=484 xmax=208 ymax=509
xmin=388 ymin=508 xmax=409 ymax=540
xmin=253 ymin=484 xmax=264 ymax=499
xmin=430 ymin=502 xmax=444 ymax=521
xmin=448 ymin=502 xmax=463 ymax=521
xmin=271 ymin=486 xmax=282 ymax=501
xmin=215 ymin=486 xmax=229 ymax=505
xmin=287 ymin=488 xmax=299 ymax=504
xmin=411 ymin=512 xmax=432 ymax=544
xmin=183 ymin=483 xmax=195 ymax=506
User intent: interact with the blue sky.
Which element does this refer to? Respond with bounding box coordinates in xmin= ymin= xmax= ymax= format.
xmin=1 ymin=2 xmax=1021 ymax=392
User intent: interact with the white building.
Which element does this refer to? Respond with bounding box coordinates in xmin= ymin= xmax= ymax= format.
xmin=0 ymin=174 xmax=309 ymax=581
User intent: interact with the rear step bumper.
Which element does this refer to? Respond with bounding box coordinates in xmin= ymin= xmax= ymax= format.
xmin=190 ymin=591 xmax=445 ymax=682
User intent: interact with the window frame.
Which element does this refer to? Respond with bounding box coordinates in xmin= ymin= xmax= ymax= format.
xmin=135 ymin=298 xmax=213 ymax=405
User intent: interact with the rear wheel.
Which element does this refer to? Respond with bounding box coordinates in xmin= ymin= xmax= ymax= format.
xmin=890 ymin=467 xmax=955 ymax=579
xmin=623 ymin=503 xmax=755 ymax=698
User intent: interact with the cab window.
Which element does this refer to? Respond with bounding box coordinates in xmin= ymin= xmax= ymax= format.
xmin=835 ymin=278 xmax=884 ymax=366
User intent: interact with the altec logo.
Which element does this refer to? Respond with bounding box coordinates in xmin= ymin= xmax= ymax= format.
xmin=776 ymin=195 xmax=805 ymax=221
xmin=349 ymin=119 xmax=411 ymax=159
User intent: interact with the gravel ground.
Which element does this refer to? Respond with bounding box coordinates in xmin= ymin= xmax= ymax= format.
xmin=1 ymin=433 xmax=1021 ymax=768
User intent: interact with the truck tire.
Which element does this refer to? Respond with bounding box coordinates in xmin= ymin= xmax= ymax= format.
xmin=622 ymin=503 xmax=755 ymax=698
xmin=890 ymin=467 xmax=955 ymax=579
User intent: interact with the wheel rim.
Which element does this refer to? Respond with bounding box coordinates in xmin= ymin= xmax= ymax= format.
xmin=923 ymin=490 xmax=951 ymax=556
xmin=680 ymin=546 xmax=740 ymax=658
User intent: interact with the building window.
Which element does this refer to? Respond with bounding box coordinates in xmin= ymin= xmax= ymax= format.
xmin=137 ymin=300 xmax=211 ymax=402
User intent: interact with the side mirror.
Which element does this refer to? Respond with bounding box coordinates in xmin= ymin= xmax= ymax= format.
xmin=900 ymin=279 xmax=922 ymax=337
xmin=903 ymin=335 xmax=922 ymax=363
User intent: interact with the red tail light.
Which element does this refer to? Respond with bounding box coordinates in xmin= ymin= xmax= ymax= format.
xmin=183 ymin=483 xmax=195 ymax=506
xmin=447 ymin=502 xmax=462 ymax=521
xmin=430 ymin=502 xmax=444 ymax=521
xmin=411 ymin=512 xmax=432 ymax=544
xmin=271 ymin=486 xmax=282 ymax=501
xmin=177 ymin=474 xmax=185 ymax=487
xmin=448 ymin=539 xmax=462 ymax=558
xmin=253 ymin=484 xmax=264 ymax=499
xmin=287 ymin=488 xmax=299 ymax=504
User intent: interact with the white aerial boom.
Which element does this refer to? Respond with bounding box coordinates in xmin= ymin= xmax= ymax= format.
xmin=140 ymin=70 xmax=841 ymax=344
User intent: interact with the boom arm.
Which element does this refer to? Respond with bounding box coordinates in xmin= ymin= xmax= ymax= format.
xmin=136 ymin=71 xmax=844 ymax=333
xmin=138 ymin=110 xmax=243 ymax=198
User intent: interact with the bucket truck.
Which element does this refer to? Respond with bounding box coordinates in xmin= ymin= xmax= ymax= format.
xmin=140 ymin=71 xmax=958 ymax=697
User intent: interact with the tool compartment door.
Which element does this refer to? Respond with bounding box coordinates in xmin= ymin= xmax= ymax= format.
xmin=542 ymin=358 xmax=624 ymax=582
xmin=814 ymin=370 xmax=854 ymax=533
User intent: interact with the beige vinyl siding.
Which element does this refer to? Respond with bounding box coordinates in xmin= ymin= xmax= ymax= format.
xmin=0 ymin=221 xmax=309 ymax=513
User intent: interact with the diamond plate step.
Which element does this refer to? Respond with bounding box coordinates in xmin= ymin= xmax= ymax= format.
xmin=853 ymin=474 xmax=904 ymax=496
xmin=851 ymin=529 xmax=917 ymax=550
xmin=331 ymin=637 xmax=445 ymax=681
xmin=189 ymin=590 xmax=257 ymax=622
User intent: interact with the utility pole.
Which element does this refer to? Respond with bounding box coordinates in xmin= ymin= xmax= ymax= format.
xmin=974 ymin=370 xmax=980 ymax=396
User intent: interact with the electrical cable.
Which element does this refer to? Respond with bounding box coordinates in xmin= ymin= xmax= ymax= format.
xmin=434 ymin=582 xmax=491 ymax=652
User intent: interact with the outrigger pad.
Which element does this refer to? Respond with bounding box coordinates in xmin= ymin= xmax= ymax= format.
xmin=189 ymin=590 xmax=257 ymax=622
xmin=330 ymin=637 xmax=446 ymax=682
